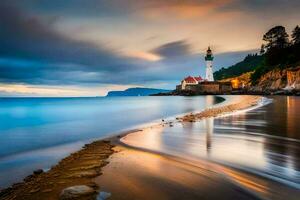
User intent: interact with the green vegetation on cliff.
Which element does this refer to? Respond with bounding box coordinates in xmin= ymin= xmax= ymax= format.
xmin=214 ymin=54 xmax=263 ymax=80
xmin=251 ymin=26 xmax=300 ymax=83
xmin=214 ymin=25 xmax=300 ymax=84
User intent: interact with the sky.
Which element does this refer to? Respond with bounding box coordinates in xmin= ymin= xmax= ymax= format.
xmin=1 ymin=0 xmax=300 ymax=97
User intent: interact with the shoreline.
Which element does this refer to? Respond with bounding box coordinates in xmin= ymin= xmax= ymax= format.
xmin=0 ymin=95 xmax=263 ymax=200
xmin=152 ymin=89 xmax=300 ymax=96
xmin=180 ymin=95 xmax=261 ymax=122
xmin=0 ymin=141 xmax=115 ymax=200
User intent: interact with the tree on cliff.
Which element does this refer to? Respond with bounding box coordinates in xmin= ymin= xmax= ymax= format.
xmin=251 ymin=25 xmax=300 ymax=84
xmin=263 ymin=26 xmax=289 ymax=50
xmin=215 ymin=25 xmax=300 ymax=85
xmin=262 ymin=26 xmax=290 ymax=67
xmin=292 ymin=25 xmax=300 ymax=44
xmin=251 ymin=26 xmax=289 ymax=83
xmin=259 ymin=44 xmax=265 ymax=55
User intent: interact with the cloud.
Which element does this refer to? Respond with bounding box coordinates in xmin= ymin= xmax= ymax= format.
xmin=0 ymin=1 xmax=144 ymax=85
xmin=0 ymin=0 xmax=284 ymax=97
xmin=225 ymin=0 xmax=300 ymax=13
xmin=124 ymin=51 xmax=162 ymax=61
xmin=141 ymin=0 xmax=235 ymax=20
xmin=0 ymin=2 xmax=134 ymax=69
xmin=151 ymin=40 xmax=193 ymax=58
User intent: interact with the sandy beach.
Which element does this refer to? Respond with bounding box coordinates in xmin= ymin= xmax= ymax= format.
xmin=181 ymin=95 xmax=260 ymax=122
xmin=2 ymin=95 xmax=295 ymax=200
xmin=0 ymin=141 xmax=114 ymax=200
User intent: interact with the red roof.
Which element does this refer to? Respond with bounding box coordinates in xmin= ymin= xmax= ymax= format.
xmin=184 ymin=76 xmax=197 ymax=83
xmin=194 ymin=76 xmax=203 ymax=81
xmin=183 ymin=76 xmax=203 ymax=83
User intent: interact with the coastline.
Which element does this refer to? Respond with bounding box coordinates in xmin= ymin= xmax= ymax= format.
xmin=0 ymin=141 xmax=115 ymax=200
xmin=152 ymin=88 xmax=300 ymax=96
xmin=0 ymin=95 xmax=263 ymax=200
xmin=180 ymin=95 xmax=260 ymax=122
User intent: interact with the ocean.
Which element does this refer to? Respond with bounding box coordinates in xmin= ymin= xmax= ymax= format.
xmin=0 ymin=96 xmax=222 ymax=187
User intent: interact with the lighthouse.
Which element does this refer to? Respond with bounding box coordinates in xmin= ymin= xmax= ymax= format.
xmin=205 ymin=46 xmax=214 ymax=81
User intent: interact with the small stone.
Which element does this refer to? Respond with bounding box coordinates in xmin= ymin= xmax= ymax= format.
xmin=33 ymin=169 xmax=44 ymax=175
xmin=97 ymin=191 xmax=111 ymax=200
xmin=60 ymin=185 xmax=95 ymax=200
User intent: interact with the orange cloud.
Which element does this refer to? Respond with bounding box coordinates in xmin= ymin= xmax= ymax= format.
xmin=141 ymin=0 xmax=235 ymax=20
xmin=124 ymin=51 xmax=162 ymax=61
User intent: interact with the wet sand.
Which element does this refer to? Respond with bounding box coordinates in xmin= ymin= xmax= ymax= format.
xmin=0 ymin=95 xmax=264 ymax=200
xmin=95 ymin=145 xmax=258 ymax=200
xmin=0 ymin=141 xmax=114 ymax=200
xmin=114 ymin=126 xmax=300 ymax=200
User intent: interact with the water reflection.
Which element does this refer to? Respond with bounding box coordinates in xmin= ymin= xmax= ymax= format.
xmin=287 ymin=96 xmax=300 ymax=139
xmin=205 ymin=118 xmax=213 ymax=155
xmin=122 ymin=96 xmax=300 ymax=189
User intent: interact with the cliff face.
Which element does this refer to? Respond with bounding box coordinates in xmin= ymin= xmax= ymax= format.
xmin=287 ymin=68 xmax=300 ymax=89
xmin=220 ymin=72 xmax=253 ymax=88
xmin=251 ymin=66 xmax=300 ymax=92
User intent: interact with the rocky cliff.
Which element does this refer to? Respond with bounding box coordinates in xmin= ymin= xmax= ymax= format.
xmin=250 ymin=66 xmax=300 ymax=92
xmin=220 ymin=72 xmax=253 ymax=88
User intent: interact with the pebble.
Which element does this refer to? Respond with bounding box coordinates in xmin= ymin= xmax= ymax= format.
xmin=59 ymin=185 xmax=95 ymax=200
xmin=97 ymin=191 xmax=111 ymax=200
xmin=33 ymin=169 xmax=44 ymax=175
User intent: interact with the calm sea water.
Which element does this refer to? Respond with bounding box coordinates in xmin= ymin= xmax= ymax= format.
xmin=122 ymin=96 xmax=300 ymax=192
xmin=0 ymin=96 xmax=222 ymax=188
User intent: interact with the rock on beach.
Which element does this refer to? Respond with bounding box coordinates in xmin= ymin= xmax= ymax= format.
xmin=59 ymin=185 xmax=96 ymax=200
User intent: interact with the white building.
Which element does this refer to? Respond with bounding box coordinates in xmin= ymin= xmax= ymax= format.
xmin=180 ymin=76 xmax=203 ymax=90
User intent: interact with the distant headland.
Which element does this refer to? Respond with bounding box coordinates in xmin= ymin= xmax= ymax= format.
xmin=106 ymin=87 xmax=171 ymax=97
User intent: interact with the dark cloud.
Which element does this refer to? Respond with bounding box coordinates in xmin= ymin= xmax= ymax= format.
xmin=0 ymin=2 xmax=133 ymax=69
xmin=8 ymin=0 xmax=155 ymax=18
xmin=10 ymin=0 xmax=300 ymax=19
xmin=221 ymin=0 xmax=300 ymax=17
xmin=0 ymin=1 xmax=143 ymax=85
xmin=0 ymin=1 xmax=262 ymax=88
xmin=151 ymin=40 xmax=193 ymax=58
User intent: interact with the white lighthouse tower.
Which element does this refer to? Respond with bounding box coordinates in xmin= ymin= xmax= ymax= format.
xmin=205 ymin=46 xmax=214 ymax=81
